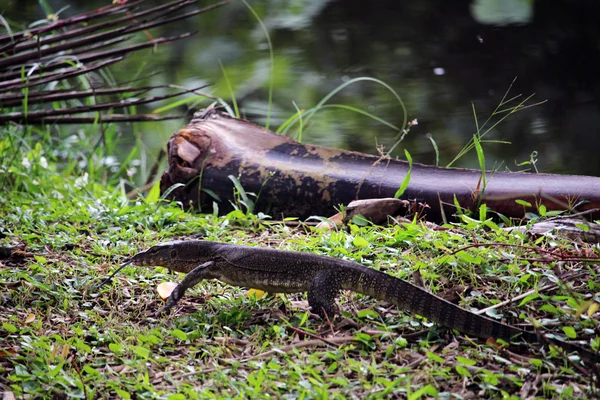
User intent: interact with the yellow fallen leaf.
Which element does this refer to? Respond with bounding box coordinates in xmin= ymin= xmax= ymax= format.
xmin=575 ymin=299 xmax=595 ymax=318
xmin=587 ymin=301 xmax=599 ymax=317
xmin=248 ymin=288 xmax=265 ymax=299
xmin=24 ymin=313 xmax=35 ymax=324
xmin=157 ymin=282 xmax=178 ymax=300
xmin=61 ymin=343 xmax=70 ymax=360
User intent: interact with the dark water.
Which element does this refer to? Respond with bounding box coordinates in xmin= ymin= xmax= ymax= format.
xmin=3 ymin=0 xmax=600 ymax=176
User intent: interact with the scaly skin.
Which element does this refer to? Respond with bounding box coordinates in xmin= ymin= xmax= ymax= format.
xmin=115 ymin=239 xmax=599 ymax=364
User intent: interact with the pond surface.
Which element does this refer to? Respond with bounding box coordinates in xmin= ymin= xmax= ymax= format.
xmin=4 ymin=0 xmax=600 ymax=176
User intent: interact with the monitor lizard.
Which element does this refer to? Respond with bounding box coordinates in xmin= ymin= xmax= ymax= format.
xmin=99 ymin=239 xmax=600 ymax=364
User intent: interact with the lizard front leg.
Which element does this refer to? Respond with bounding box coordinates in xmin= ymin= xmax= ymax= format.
xmin=307 ymin=271 xmax=341 ymax=320
xmin=159 ymin=260 xmax=215 ymax=315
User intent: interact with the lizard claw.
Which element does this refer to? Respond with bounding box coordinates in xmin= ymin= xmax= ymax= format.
xmin=156 ymin=303 xmax=175 ymax=317
xmin=156 ymin=290 xmax=183 ymax=317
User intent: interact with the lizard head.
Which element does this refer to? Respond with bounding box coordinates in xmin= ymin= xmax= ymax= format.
xmin=97 ymin=240 xmax=218 ymax=288
xmin=130 ymin=240 xmax=214 ymax=273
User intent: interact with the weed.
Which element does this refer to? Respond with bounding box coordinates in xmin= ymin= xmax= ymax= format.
xmin=447 ymin=78 xmax=544 ymax=168
xmin=218 ymin=59 xmax=240 ymax=119
xmin=394 ymin=149 xmax=413 ymax=199
xmin=240 ymin=0 xmax=274 ymax=130
xmin=277 ymin=77 xmax=407 ymax=143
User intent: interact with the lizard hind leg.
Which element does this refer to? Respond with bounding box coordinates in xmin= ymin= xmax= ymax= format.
xmin=159 ymin=260 xmax=215 ymax=315
xmin=307 ymin=271 xmax=341 ymax=320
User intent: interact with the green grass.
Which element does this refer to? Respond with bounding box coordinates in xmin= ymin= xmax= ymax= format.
xmin=2 ymin=5 xmax=599 ymax=398
xmin=1 ymin=127 xmax=600 ymax=399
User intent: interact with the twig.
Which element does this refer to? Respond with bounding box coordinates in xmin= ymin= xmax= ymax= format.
xmin=0 ymin=83 xmax=208 ymax=123
xmin=176 ymin=365 xmax=228 ymax=378
xmin=25 ymin=114 xmax=183 ymax=124
xmin=288 ymin=326 xmax=340 ymax=347
xmin=145 ymin=149 xmax=166 ymax=186
xmin=262 ymin=220 xmax=320 ymax=227
xmin=450 ymin=242 xmax=600 ymax=262
xmin=474 ymin=283 xmax=557 ymax=315
xmin=450 ymin=242 xmax=562 ymax=257
xmin=547 ymin=209 xmax=599 ymax=221
xmin=324 ymin=311 xmax=335 ymax=336
xmin=213 ymin=336 xmax=251 ymax=346
xmin=0 ymin=58 xmax=124 ymax=93
xmin=234 ymin=336 xmax=356 ymax=362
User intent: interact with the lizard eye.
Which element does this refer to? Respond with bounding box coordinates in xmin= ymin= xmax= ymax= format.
xmin=170 ymin=249 xmax=177 ymax=258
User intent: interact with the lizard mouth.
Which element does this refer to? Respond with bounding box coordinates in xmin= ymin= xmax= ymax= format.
xmin=130 ymin=251 xmax=151 ymax=265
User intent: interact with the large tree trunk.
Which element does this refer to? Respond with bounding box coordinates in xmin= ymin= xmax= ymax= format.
xmin=160 ymin=106 xmax=600 ymax=222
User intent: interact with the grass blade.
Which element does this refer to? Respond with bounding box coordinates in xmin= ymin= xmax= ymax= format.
xmin=240 ymin=0 xmax=274 ymax=130
xmin=218 ymin=59 xmax=239 ymax=118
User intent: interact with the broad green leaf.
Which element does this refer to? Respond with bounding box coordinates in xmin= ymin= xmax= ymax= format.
xmin=515 ymin=199 xmax=532 ymax=207
xmin=562 ymin=326 xmax=577 ymax=339
xmin=115 ymin=389 xmax=131 ymax=399
xmin=425 ymin=351 xmax=444 ymax=363
xmin=357 ymin=309 xmax=379 ymax=320
xmin=145 ymin=180 xmax=161 ymax=204
xmin=519 ymin=293 xmax=539 ymax=306
xmin=133 ymin=346 xmax=150 ymax=359
xmin=171 ymin=329 xmax=188 ymax=341
xmin=457 ymin=356 xmax=476 ymax=366
xmin=2 ymin=322 xmax=17 ymax=333
xmin=479 ymin=203 xmax=487 ymax=221
xmin=455 ymin=365 xmax=471 ymax=377
xmin=352 ymin=236 xmax=370 ymax=248
xmin=108 ymin=343 xmax=123 ymax=354
xmin=394 ymin=149 xmax=412 ymax=198
xmin=408 ymin=384 xmax=438 ymax=400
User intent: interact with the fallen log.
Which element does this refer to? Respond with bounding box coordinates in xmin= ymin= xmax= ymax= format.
xmin=160 ymin=106 xmax=600 ymax=223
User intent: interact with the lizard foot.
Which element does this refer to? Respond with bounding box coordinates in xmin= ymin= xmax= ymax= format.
xmin=156 ymin=285 xmax=185 ymax=316
xmin=156 ymin=303 xmax=175 ymax=317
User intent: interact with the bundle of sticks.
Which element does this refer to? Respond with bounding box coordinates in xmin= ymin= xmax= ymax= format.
xmin=0 ymin=0 xmax=228 ymax=125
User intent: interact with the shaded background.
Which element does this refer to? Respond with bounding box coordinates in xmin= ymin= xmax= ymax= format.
xmin=2 ymin=0 xmax=599 ymax=176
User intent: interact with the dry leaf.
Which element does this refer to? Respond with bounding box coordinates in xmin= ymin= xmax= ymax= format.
xmin=315 ymin=213 xmax=343 ymax=230
xmin=2 ymin=391 xmax=16 ymax=400
xmin=575 ymin=299 xmax=596 ymax=318
xmin=157 ymin=282 xmax=178 ymax=300
xmin=24 ymin=313 xmax=35 ymax=324
xmin=0 ymin=347 xmax=18 ymax=357
xmin=587 ymin=301 xmax=599 ymax=317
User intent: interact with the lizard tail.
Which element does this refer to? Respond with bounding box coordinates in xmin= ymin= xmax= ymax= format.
xmin=343 ymin=266 xmax=600 ymax=364
xmin=342 ymin=266 xmax=536 ymax=341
